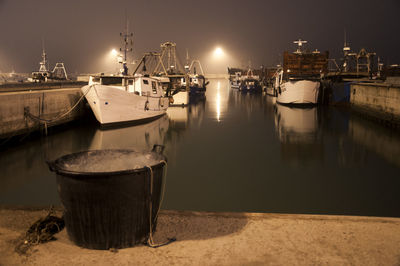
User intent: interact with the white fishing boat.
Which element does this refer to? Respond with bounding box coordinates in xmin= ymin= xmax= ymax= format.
xmin=82 ymin=25 xmax=170 ymax=125
xmin=82 ymin=75 xmax=169 ymax=125
xmin=276 ymin=39 xmax=328 ymax=106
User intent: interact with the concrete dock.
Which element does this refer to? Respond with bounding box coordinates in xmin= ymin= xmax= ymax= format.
xmin=0 ymin=82 xmax=87 ymax=139
xmin=1 ymin=207 xmax=399 ymax=265
xmin=350 ymin=77 xmax=400 ymax=127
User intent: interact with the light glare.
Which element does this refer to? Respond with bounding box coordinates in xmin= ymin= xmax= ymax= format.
xmin=214 ymin=47 xmax=224 ymax=58
xmin=110 ymin=49 xmax=118 ymax=56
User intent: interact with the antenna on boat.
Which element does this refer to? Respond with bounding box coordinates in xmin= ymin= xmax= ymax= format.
xmin=39 ymin=38 xmax=48 ymax=72
xmin=294 ymin=39 xmax=307 ymax=54
xmin=343 ymin=29 xmax=351 ymax=56
xmin=184 ymin=48 xmax=190 ymax=72
xmin=119 ymin=15 xmax=133 ymax=76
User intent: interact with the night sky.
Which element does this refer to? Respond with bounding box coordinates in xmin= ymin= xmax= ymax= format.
xmin=0 ymin=0 xmax=399 ymax=74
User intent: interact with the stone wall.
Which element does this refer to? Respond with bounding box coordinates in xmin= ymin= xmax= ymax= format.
xmin=350 ymin=82 xmax=400 ymax=126
xmin=0 ymin=87 xmax=86 ymax=138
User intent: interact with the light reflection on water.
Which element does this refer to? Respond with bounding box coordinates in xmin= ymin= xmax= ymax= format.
xmin=1 ymin=78 xmax=400 ymax=217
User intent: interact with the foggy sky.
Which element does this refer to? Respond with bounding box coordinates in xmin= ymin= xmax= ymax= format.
xmin=0 ymin=0 xmax=399 ymax=74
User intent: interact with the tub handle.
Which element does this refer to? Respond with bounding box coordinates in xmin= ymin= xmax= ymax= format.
xmin=152 ymin=145 xmax=165 ymax=155
xmin=46 ymin=160 xmax=57 ymax=172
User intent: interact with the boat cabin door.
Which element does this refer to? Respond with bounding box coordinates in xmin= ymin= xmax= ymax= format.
xmin=126 ymin=79 xmax=136 ymax=93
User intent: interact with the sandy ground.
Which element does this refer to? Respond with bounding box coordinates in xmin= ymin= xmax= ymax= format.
xmin=1 ymin=208 xmax=400 ymax=266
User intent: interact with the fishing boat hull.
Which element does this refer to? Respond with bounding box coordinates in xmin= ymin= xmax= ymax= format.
xmin=82 ymin=85 xmax=169 ymax=125
xmin=277 ymin=80 xmax=320 ymax=106
xmin=189 ymin=86 xmax=206 ymax=99
xmin=239 ymin=84 xmax=262 ymax=93
xmin=170 ymin=90 xmax=189 ymax=106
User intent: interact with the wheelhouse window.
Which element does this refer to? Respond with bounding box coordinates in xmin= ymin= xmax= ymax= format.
xmin=128 ymin=79 xmax=134 ymax=85
xmin=101 ymin=77 xmax=123 ymax=85
xmin=143 ymin=79 xmax=149 ymax=85
xmin=152 ymin=81 xmax=157 ymax=94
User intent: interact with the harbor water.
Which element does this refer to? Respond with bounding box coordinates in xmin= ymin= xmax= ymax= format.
xmin=1 ymin=79 xmax=400 ymax=217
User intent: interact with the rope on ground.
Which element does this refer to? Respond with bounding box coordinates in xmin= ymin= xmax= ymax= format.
xmin=145 ymin=160 xmax=176 ymax=248
xmin=23 ymin=85 xmax=93 ymax=125
xmin=14 ymin=206 xmax=65 ymax=256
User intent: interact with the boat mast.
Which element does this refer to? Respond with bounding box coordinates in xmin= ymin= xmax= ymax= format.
xmin=119 ymin=18 xmax=133 ymax=76
xmin=184 ymin=48 xmax=190 ymax=72
xmin=39 ymin=39 xmax=48 ymax=72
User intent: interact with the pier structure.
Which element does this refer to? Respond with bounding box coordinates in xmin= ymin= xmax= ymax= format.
xmin=0 ymin=82 xmax=87 ymax=140
xmin=350 ymin=77 xmax=400 ymax=127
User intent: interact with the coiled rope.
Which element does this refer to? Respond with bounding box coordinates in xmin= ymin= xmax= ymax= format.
xmin=145 ymin=160 xmax=176 ymax=248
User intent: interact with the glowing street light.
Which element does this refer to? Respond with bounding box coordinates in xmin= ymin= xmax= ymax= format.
xmin=110 ymin=49 xmax=118 ymax=56
xmin=213 ymin=47 xmax=224 ymax=58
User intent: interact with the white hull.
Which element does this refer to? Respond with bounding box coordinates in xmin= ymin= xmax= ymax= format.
xmin=171 ymin=91 xmax=189 ymax=106
xmin=277 ymin=80 xmax=320 ymax=105
xmin=83 ymin=85 xmax=169 ymax=124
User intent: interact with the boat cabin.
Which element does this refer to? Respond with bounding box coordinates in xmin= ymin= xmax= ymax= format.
xmin=180 ymin=74 xmax=206 ymax=88
xmin=88 ymin=75 xmax=164 ymax=97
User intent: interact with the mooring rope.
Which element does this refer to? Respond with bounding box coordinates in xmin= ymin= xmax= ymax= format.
xmin=24 ymin=84 xmax=94 ymax=125
xmin=145 ymin=160 xmax=175 ymax=248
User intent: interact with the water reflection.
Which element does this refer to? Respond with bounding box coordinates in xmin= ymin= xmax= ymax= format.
xmin=274 ymin=105 xmax=319 ymax=144
xmin=1 ymin=79 xmax=400 ymax=217
xmin=0 ymin=122 xmax=96 ymax=205
xmin=167 ymin=101 xmax=206 ymax=132
xmin=348 ymin=114 xmax=400 ymax=167
xmin=274 ymin=104 xmax=323 ymax=167
xmin=89 ymin=115 xmax=169 ymax=150
xmin=206 ymin=79 xmax=229 ymax=122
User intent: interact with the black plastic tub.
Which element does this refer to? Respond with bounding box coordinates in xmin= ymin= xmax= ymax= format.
xmin=47 ymin=145 xmax=166 ymax=250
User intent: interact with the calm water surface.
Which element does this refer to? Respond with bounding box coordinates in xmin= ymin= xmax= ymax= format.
xmin=1 ymin=79 xmax=400 ymax=217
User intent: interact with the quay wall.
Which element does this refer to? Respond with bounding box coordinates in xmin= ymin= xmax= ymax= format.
xmin=0 ymin=86 xmax=86 ymax=139
xmin=350 ymin=80 xmax=400 ymax=127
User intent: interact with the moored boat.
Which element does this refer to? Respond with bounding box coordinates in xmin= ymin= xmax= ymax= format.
xmin=276 ymin=39 xmax=328 ymax=106
xmin=82 ymin=75 xmax=169 ymax=125
xmin=82 ymin=26 xmax=169 ymax=125
xmin=239 ymin=77 xmax=262 ymax=93
xmin=181 ymin=73 xmax=208 ymax=98
xmin=239 ymin=68 xmax=262 ymax=93
xmin=181 ymin=60 xmax=208 ymax=100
